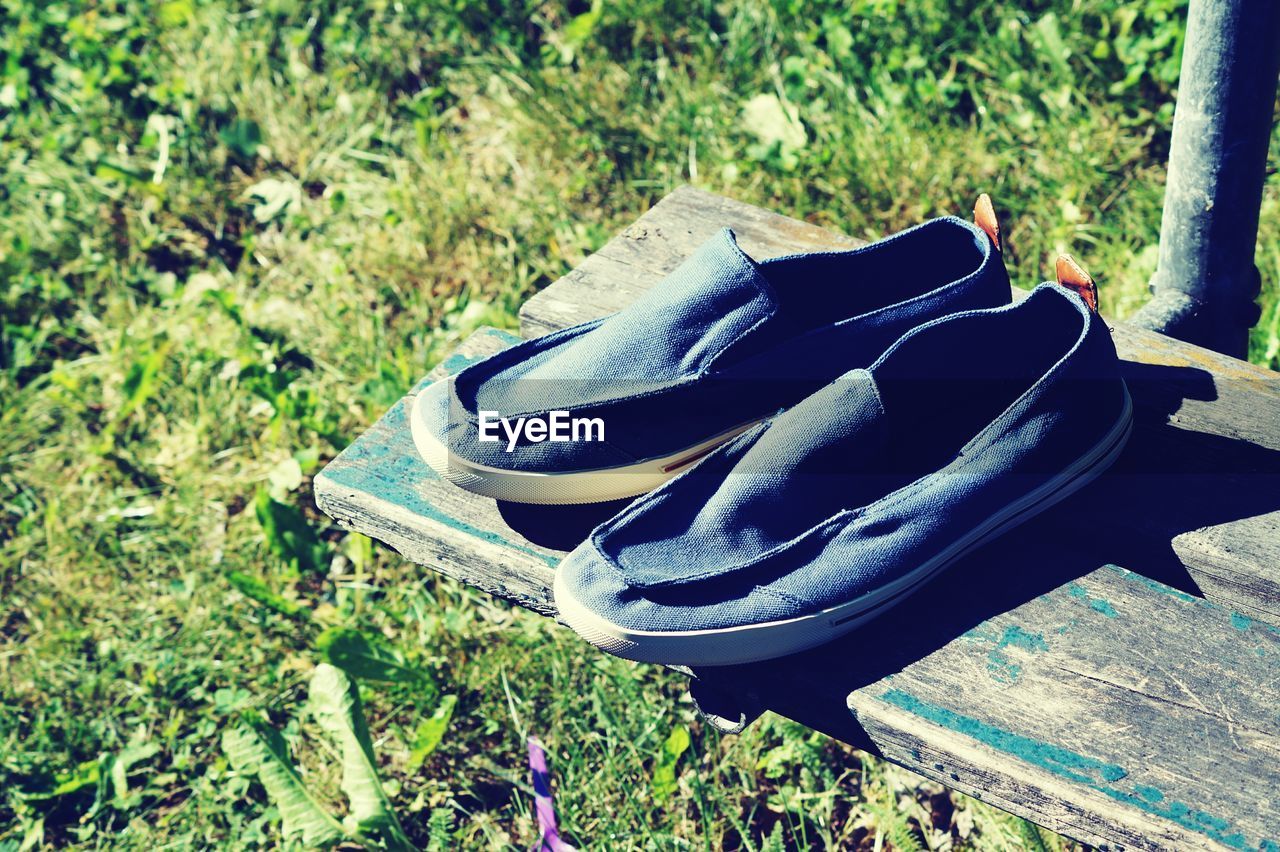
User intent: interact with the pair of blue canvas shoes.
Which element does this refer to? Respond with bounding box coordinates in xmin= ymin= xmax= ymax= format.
xmin=411 ymin=197 xmax=1132 ymax=666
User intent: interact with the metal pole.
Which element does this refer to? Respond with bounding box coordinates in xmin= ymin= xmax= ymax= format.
xmin=1130 ymin=0 xmax=1280 ymax=359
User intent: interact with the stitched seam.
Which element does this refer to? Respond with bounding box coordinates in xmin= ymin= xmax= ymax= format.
xmin=459 ymin=315 xmax=775 ymax=422
xmin=756 ymin=584 xmax=815 ymax=610
xmin=496 ymin=231 xmax=777 ymax=416
xmin=452 ymin=319 xmax=604 ymax=415
xmin=607 ymin=512 xmax=851 ymax=588
xmin=714 ymin=220 xmax=996 ymax=371
xmin=598 ymin=378 xmax=886 ymax=586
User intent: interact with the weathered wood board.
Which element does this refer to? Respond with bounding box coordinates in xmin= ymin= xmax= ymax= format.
xmin=317 ymin=327 xmax=560 ymax=614
xmin=316 ymin=186 xmax=1280 ymax=850
xmin=842 ymin=562 xmax=1280 ymax=850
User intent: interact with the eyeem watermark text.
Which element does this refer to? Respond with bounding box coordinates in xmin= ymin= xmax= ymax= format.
xmin=477 ymin=411 xmax=605 ymax=452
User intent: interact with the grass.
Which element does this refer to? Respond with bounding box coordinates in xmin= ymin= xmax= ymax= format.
xmin=2 ymin=0 xmax=1278 ymax=848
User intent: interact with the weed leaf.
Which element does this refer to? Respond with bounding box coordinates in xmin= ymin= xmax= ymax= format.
xmin=119 ymin=346 xmax=168 ymax=419
xmin=243 ymin=177 xmax=301 ymax=223
xmin=254 ymin=488 xmax=327 ymax=574
xmin=308 ymin=664 xmax=416 ymax=851
xmin=563 ymin=0 xmax=602 ymax=47
xmin=407 ymin=695 xmax=457 ymax=773
xmin=652 ymin=724 xmax=691 ymax=803
xmin=425 ymin=807 xmax=455 ymax=851
xmin=317 ymin=626 xmax=428 ymax=684
xmin=221 ymin=717 xmax=346 ymax=848
xmin=16 ymin=759 xmax=100 ymax=802
xmin=740 ymin=93 xmax=806 ymax=168
xmin=219 ymin=118 xmax=262 ymax=160
xmin=226 ymin=570 xmax=306 ymax=617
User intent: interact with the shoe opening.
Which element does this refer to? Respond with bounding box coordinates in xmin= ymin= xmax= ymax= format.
xmin=872 ymin=287 xmax=1085 ymax=478
xmin=758 ymin=218 xmax=989 ymax=333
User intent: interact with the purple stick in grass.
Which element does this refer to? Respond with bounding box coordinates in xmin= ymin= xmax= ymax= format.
xmin=528 ymin=737 xmax=576 ymax=852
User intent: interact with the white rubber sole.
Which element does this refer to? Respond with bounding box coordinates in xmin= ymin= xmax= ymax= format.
xmin=409 ymin=377 xmax=760 ymax=505
xmin=555 ymin=387 xmax=1134 ymax=666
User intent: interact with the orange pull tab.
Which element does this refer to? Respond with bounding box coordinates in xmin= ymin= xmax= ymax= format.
xmin=973 ymin=193 xmax=1000 ymax=251
xmin=1055 ymin=254 xmax=1099 ymax=313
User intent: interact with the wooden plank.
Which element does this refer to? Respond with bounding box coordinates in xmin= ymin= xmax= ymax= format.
xmin=843 ymin=562 xmax=1280 ymax=850
xmin=317 ymin=328 xmax=559 ymax=615
xmin=316 ymin=327 xmax=1280 ymax=850
xmin=315 ymin=186 xmax=1280 ymax=850
xmin=699 ymin=542 xmax=1280 ymax=851
xmin=520 ymin=185 xmax=1280 ymax=627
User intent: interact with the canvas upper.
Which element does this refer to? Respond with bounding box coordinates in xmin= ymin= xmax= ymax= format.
xmin=418 ymin=216 xmax=1011 ymax=473
xmin=556 ymin=283 xmax=1129 ymax=633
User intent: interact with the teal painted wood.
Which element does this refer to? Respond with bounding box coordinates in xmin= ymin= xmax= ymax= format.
xmin=847 ymin=563 xmax=1280 ymax=851
xmin=314 ymin=186 xmax=1280 ymax=851
xmin=316 ymin=327 xmax=561 ymax=614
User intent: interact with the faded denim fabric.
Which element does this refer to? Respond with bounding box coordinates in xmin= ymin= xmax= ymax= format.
xmin=424 ymin=217 xmax=1011 ymax=472
xmin=558 ymin=284 xmax=1129 ymax=632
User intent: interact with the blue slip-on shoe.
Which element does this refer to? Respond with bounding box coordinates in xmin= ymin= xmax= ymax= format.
xmin=411 ymin=198 xmax=1011 ymax=504
xmin=554 ymin=260 xmax=1132 ymax=665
